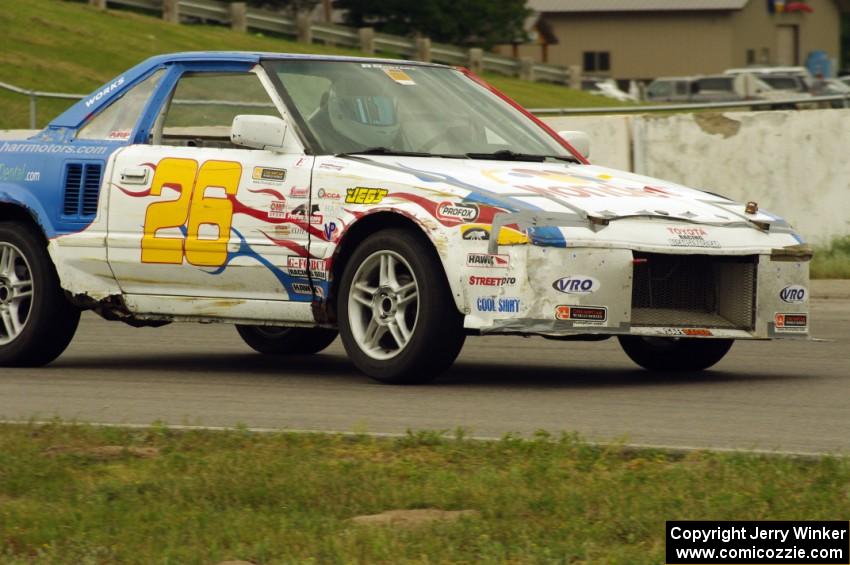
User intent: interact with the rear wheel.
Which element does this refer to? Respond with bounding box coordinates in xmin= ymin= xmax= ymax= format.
xmin=618 ymin=336 xmax=733 ymax=371
xmin=0 ymin=223 xmax=80 ymax=367
xmin=236 ymin=325 xmax=338 ymax=355
xmin=338 ymin=229 xmax=465 ymax=384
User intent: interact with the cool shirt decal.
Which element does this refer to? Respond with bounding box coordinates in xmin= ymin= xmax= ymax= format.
xmin=477 ymin=297 xmax=521 ymax=313
xmin=141 ymin=158 xmax=240 ymax=267
xmin=467 ymin=253 xmax=509 ymax=268
xmin=345 ymin=187 xmax=388 ymax=204
xmin=779 ymin=285 xmax=807 ymax=303
xmin=436 ymin=201 xmax=479 ymax=222
xmin=552 ymin=276 xmax=600 ymax=294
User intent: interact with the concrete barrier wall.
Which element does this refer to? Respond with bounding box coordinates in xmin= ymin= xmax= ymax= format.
xmin=544 ymin=110 xmax=850 ymax=244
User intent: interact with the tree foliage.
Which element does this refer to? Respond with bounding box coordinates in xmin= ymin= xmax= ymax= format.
xmin=334 ymin=0 xmax=529 ymax=49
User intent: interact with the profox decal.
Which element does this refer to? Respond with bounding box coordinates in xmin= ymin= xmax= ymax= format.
xmin=85 ymin=77 xmax=125 ymax=108
xmin=436 ymin=201 xmax=479 ymax=222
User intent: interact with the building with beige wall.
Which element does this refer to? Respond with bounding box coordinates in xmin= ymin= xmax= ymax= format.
xmin=499 ymin=0 xmax=842 ymax=82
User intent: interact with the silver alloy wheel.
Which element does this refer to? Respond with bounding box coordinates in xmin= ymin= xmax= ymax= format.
xmin=348 ymin=250 xmax=419 ymax=360
xmin=0 ymin=242 xmax=34 ymax=346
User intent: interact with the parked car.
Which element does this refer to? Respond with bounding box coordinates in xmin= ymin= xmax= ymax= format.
xmin=0 ymin=52 xmax=811 ymax=383
xmin=724 ymin=66 xmax=812 ymax=80
xmin=646 ymin=74 xmax=778 ymax=103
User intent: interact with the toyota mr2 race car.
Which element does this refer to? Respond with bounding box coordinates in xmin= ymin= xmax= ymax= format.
xmin=0 ymin=52 xmax=811 ymax=383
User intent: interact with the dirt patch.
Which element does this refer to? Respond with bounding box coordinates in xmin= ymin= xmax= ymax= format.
xmin=693 ymin=113 xmax=741 ymax=139
xmin=350 ymin=509 xmax=480 ymax=528
xmin=44 ymin=445 xmax=160 ymax=460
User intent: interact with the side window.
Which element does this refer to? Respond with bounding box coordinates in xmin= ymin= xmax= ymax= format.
xmin=156 ymin=72 xmax=281 ymax=148
xmin=77 ymin=69 xmax=165 ymax=141
xmin=675 ymin=81 xmax=689 ymax=96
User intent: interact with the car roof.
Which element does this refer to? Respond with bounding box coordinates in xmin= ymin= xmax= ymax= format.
xmin=50 ymin=51 xmax=449 ymax=129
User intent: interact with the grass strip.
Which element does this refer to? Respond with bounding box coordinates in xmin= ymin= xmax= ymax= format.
xmin=811 ymin=236 xmax=850 ymax=279
xmin=0 ymin=422 xmax=847 ymax=564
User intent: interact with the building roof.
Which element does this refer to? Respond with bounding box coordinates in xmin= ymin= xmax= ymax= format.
xmin=528 ymin=0 xmax=749 ymax=12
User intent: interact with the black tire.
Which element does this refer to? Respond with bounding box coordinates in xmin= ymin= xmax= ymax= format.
xmin=337 ymin=229 xmax=465 ymax=384
xmin=618 ymin=336 xmax=733 ymax=371
xmin=236 ymin=325 xmax=338 ymax=355
xmin=0 ymin=222 xmax=80 ymax=367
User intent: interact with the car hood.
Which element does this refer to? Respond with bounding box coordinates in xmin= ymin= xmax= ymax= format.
xmin=343 ymin=156 xmax=781 ymax=229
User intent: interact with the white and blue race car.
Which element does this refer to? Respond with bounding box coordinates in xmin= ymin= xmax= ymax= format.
xmin=0 ymin=52 xmax=811 ymax=383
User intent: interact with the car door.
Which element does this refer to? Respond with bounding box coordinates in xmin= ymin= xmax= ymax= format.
xmin=106 ymin=66 xmax=316 ymax=303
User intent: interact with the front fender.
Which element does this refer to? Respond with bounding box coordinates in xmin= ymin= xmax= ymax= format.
xmin=0 ymin=182 xmax=56 ymax=238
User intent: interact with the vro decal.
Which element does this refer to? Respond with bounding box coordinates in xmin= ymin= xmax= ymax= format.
xmin=779 ymin=285 xmax=807 ymax=304
xmin=552 ymin=276 xmax=600 ymax=294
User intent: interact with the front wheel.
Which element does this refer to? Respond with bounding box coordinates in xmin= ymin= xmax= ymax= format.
xmin=236 ymin=325 xmax=338 ymax=355
xmin=338 ymin=229 xmax=465 ymax=384
xmin=618 ymin=336 xmax=733 ymax=371
xmin=0 ymin=223 xmax=80 ymax=367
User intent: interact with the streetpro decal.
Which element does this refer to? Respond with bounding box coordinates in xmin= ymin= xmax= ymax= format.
xmin=552 ymin=276 xmax=600 ymax=294
xmin=779 ymin=285 xmax=807 ymax=304
xmin=468 ymin=275 xmax=516 ymax=287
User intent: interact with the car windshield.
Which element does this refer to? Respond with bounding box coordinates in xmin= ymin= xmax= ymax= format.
xmin=264 ymin=60 xmax=575 ymax=159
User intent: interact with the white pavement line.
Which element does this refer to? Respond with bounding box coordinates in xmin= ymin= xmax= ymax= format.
xmin=0 ymin=419 xmax=841 ymax=460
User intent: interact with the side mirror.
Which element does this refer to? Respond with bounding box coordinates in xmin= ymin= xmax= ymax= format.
xmin=559 ymin=130 xmax=590 ymax=159
xmin=231 ymin=115 xmax=287 ymax=151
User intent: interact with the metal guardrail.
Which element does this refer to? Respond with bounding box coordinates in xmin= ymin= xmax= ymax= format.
xmin=528 ymin=94 xmax=850 ymax=115
xmin=100 ymin=0 xmax=571 ymax=82
xmin=3 ymin=79 xmax=847 ymax=129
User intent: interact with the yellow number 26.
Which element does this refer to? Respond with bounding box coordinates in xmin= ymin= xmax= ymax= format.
xmin=141 ymin=158 xmax=241 ymax=267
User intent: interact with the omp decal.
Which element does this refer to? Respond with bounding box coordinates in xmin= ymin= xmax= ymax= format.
xmin=476 ymin=296 xmax=521 ymax=313
xmin=252 ymin=167 xmax=286 ymax=182
xmin=345 ymin=187 xmax=388 ymax=204
xmin=555 ymin=305 xmax=607 ymax=323
xmin=467 ymin=253 xmax=509 ymax=268
xmin=269 ymin=200 xmax=286 ymax=219
xmin=140 ymin=158 xmax=240 ymax=267
xmin=779 ymin=285 xmax=807 ymax=304
xmin=436 ymin=201 xmax=479 ymax=222
xmin=552 ymin=276 xmax=600 ymax=294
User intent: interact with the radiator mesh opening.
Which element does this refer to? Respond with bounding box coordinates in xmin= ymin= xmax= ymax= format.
xmin=631 ymin=252 xmax=756 ymax=329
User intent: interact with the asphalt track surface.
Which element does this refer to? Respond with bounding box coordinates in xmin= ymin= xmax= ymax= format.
xmin=1 ymin=297 xmax=848 ymax=455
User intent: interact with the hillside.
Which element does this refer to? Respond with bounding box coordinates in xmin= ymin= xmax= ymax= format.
xmin=0 ymin=0 xmax=625 ymax=128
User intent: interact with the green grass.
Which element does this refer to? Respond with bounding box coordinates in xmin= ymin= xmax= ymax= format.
xmin=0 ymin=0 xmax=623 ymax=129
xmin=1 ymin=422 xmax=848 ymax=564
xmin=812 ymin=236 xmax=850 ymax=279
